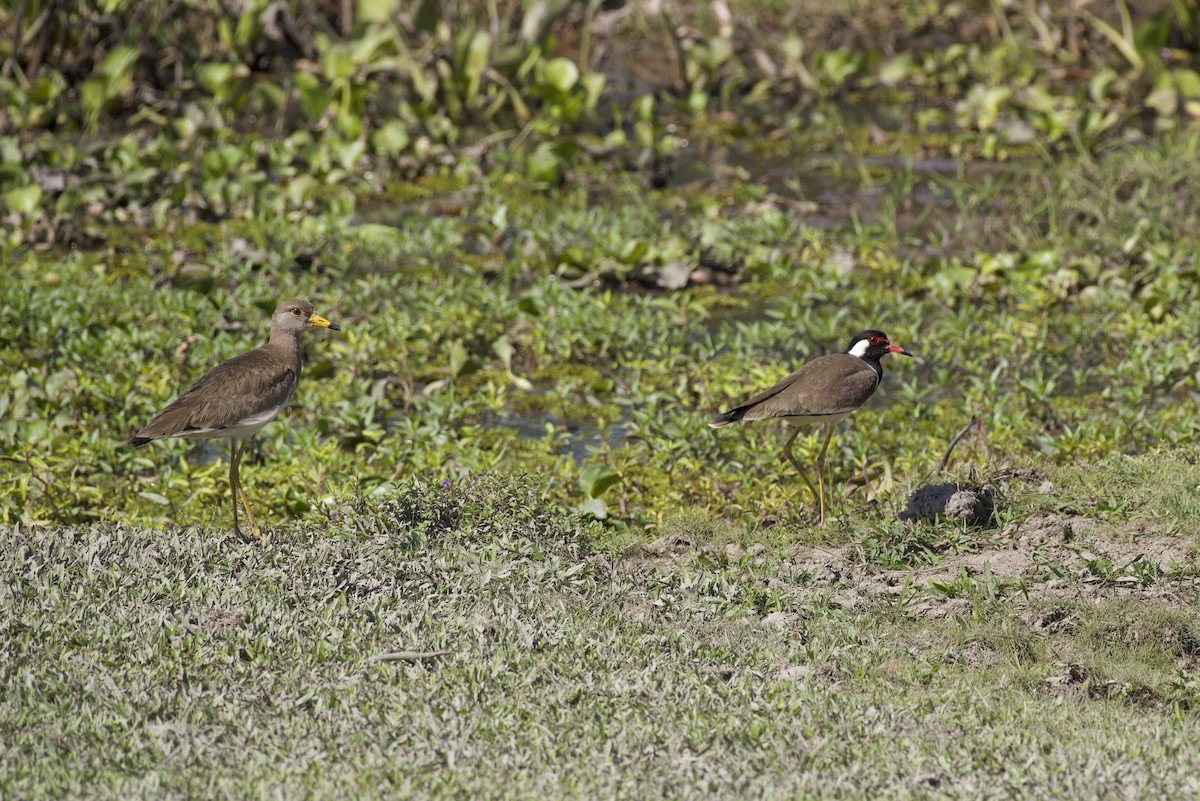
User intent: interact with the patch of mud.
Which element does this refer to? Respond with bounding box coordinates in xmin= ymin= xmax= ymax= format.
xmin=630 ymin=532 xmax=694 ymax=557
xmin=203 ymin=607 xmax=244 ymax=633
xmin=899 ymin=483 xmax=994 ymax=527
xmin=951 ymin=641 xmax=1004 ymax=669
xmin=912 ymin=597 xmax=972 ymax=620
xmin=1014 ymin=514 xmax=1090 ymax=549
xmin=1095 ymin=536 xmax=1197 ymax=570
xmin=784 ymin=517 xmax=1198 ymax=621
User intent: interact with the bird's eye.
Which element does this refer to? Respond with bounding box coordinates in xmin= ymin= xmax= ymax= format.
xmin=291 ymin=308 xmax=303 ymax=316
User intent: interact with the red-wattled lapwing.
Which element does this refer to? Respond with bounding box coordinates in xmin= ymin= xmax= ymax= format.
xmin=710 ymin=329 xmax=912 ymax=523
xmin=128 ymin=299 xmax=339 ymax=540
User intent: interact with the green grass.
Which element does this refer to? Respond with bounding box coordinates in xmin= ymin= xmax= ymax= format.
xmin=6 ymin=134 xmax=1200 ymax=531
xmin=4 ymin=3 xmax=1200 ymax=792
xmin=4 ymin=468 xmax=1200 ymax=799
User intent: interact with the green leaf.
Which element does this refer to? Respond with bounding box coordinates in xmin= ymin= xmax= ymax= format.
xmin=580 ymin=73 xmax=605 ymax=109
xmin=3 ymin=184 xmax=42 ymax=215
xmin=448 ymin=341 xmax=469 ymax=378
xmin=1172 ymin=69 xmax=1200 ymax=100
xmin=324 ymin=45 xmax=357 ymax=82
xmin=294 ymin=72 xmax=331 ymax=120
xmin=578 ymin=497 xmax=608 ymax=519
xmin=197 ymin=63 xmax=235 ymax=96
xmin=525 ymin=142 xmax=562 ymax=184
xmin=542 ymin=58 xmax=579 ymax=93
xmin=138 ymin=491 xmax=171 ymax=507
xmin=517 ymin=295 xmax=541 ymax=316
xmin=460 ymin=31 xmax=491 ymax=104
xmin=369 ymin=121 xmax=410 ymax=155
xmin=356 ymin=0 xmax=398 ymax=24
xmin=579 ymin=465 xmax=621 ymax=498
xmin=492 ymin=337 xmax=515 ymax=368
xmin=29 ymin=75 xmax=61 ymax=106
xmin=412 ymin=0 xmax=440 ymax=32
xmin=877 ymin=54 xmax=916 ymax=86
xmin=618 ymin=240 xmax=649 ymax=264
xmin=333 ymin=137 xmax=366 ymax=171
xmin=80 ymin=77 xmax=107 ymax=123
xmin=99 ymin=46 xmax=139 ymax=80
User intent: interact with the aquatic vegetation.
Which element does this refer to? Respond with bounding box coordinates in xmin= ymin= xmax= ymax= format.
xmin=5 ymin=4 xmax=1200 ymax=795
xmin=4 ymin=133 xmax=1200 ymax=530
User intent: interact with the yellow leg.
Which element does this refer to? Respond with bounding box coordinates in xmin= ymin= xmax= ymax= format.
xmin=781 ymin=426 xmax=820 ymax=518
xmin=230 ymin=440 xmax=262 ymax=541
xmin=814 ymin=424 xmax=837 ymax=525
xmin=236 ymin=483 xmax=262 ymax=541
xmin=229 ymin=440 xmax=241 ymax=537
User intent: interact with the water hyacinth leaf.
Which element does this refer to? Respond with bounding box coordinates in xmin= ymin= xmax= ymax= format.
xmin=448 ymin=340 xmax=470 ymax=378
xmin=29 ymin=75 xmax=61 ymax=106
xmin=526 ymin=142 xmax=562 ymax=184
xmin=618 ymin=240 xmax=649 ymax=264
xmin=3 ymin=184 xmax=43 ymax=215
xmin=693 ymin=37 xmax=732 ymax=72
xmin=542 ymin=58 xmax=579 ymax=94
xmin=80 ymin=78 xmax=106 ymax=124
xmin=356 ymin=0 xmax=398 ymax=24
xmin=581 ymin=73 xmax=605 ymax=109
xmin=197 ymin=63 xmax=235 ymax=96
xmin=294 ymin=72 xmax=332 ymax=119
xmin=137 ymin=492 xmax=171 ymax=507
xmin=579 ymin=465 xmax=621 ymax=499
xmin=516 ymin=294 xmax=541 ymax=316
xmin=370 ymin=121 xmax=410 ymax=155
xmin=324 ymin=45 xmax=357 ymax=82
xmin=1145 ymin=82 xmax=1178 ymax=116
xmin=285 ymin=174 xmax=317 ymax=206
xmin=1173 ymin=69 xmax=1200 ymax=99
xmin=352 ymin=26 xmax=395 ymax=66
xmin=99 ymin=46 xmax=139 ymax=81
xmin=493 ymin=337 xmax=516 ymax=368
xmin=333 ymin=137 xmax=367 ymax=171
xmin=459 ymin=31 xmax=492 ymax=104
xmin=234 ymin=9 xmax=261 ymax=48
xmin=878 ymin=53 xmax=916 ymax=86
xmin=578 ymin=496 xmax=608 ymax=519
xmin=0 ymin=138 xmax=20 ymax=164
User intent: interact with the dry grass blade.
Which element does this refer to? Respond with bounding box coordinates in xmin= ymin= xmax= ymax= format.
xmin=933 ymin=415 xmax=980 ymax=474
xmin=369 ymin=649 xmax=452 ymax=663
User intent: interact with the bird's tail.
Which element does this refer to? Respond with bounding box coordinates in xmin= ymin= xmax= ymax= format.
xmin=127 ymin=435 xmax=154 ymax=448
xmin=708 ymin=409 xmax=741 ymax=429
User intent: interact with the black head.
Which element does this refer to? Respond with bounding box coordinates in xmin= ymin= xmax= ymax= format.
xmin=845 ymin=330 xmax=912 ymax=361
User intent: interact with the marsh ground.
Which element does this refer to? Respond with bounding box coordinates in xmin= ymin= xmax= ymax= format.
xmin=4 ymin=1 xmax=1200 ymax=797
xmin=6 ymin=458 xmax=1200 ymax=799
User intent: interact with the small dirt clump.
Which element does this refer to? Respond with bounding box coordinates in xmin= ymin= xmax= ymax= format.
xmin=898 ymin=483 xmax=994 ymax=527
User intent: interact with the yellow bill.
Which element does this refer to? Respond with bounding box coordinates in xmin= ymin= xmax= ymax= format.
xmin=309 ymin=313 xmax=340 ymax=331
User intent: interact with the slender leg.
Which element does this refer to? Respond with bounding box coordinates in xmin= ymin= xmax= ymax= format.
xmin=229 ymin=440 xmax=242 ymax=537
xmin=780 ymin=426 xmax=820 ymax=516
xmin=231 ymin=440 xmax=262 ymax=541
xmin=813 ymin=424 xmax=837 ymax=525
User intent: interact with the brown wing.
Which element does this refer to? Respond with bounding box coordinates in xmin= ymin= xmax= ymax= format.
xmin=129 ymin=346 xmax=298 ymax=444
xmin=714 ymin=353 xmax=880 ymax=424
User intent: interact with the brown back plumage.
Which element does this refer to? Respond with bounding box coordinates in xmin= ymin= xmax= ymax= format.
xmin=710 ymin=353 xmax=880 ymax=427
xmin=128 ymin=346 xmax=300 ymax=446
xmin=128 ymin=298 xmax=335 ymax=446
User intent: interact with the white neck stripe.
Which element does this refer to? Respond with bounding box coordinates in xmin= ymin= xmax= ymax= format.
xmin=848 ymin=339 xmax=870 ymax=358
